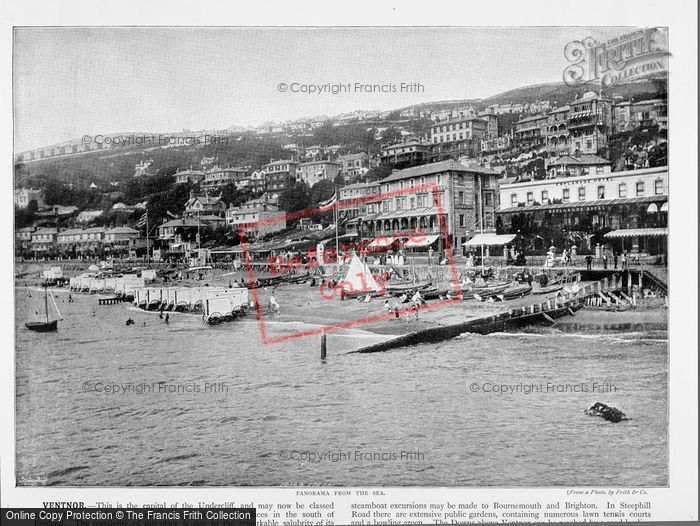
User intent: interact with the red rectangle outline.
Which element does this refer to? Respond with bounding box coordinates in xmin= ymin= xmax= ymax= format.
xmin=239 ymin=182 xmax=462 ymax=345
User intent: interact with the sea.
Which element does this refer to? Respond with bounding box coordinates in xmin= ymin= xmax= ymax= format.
xmin=15 ymin=287 xmax=668 ymax=487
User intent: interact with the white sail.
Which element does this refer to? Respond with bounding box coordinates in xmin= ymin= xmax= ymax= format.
xmin=340 ymin=254 xmax=382 ymax=294
xmin=49 ymin=292 xmax=63 ymax=320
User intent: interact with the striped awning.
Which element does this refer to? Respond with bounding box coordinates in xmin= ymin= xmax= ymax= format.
xmin=367 ymin=235 xmax=397 ymax=249
xmin=604 ymin=228 xmax=668 ymax=239
xmin=404 ymin=234 xmax=439 ymax=247
xmin=463 ymin=233 xmax=517 ymax=246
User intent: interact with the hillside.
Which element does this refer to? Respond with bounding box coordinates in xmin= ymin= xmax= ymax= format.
xmin=15 ymin=74 xmax=667 ymax=193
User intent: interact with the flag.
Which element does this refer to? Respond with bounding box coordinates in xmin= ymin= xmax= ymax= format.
xmin=166 ymin=210 xmax=179 ymax=219
xmin=318 ymin=192 xmax=337 ymax=210
xmin=136 ymin=212 xmax=148 ymax=228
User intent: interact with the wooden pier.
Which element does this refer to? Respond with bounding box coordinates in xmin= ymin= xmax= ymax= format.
xmin=98 ymin=296 xmax=129 ymax=305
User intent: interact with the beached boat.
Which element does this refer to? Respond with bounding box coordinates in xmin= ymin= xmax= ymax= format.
xmin=495 ymin=284 xmax=532 ymax=301
xmin=533 ymin=283 xmax=564 ymax=295
xmin=25 ymin=285 xmax=62 ymax=332
xmin=385 ymin=280 xmax=432 ymax=294
xmin=472 ymin=283 xmax=511 ymax=302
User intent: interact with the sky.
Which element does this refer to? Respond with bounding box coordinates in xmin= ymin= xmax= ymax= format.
xmin=13 ymin=26 xmax=631 ymax=152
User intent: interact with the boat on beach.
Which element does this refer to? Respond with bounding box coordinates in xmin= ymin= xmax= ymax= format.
xmin=25 ymin=285 xmax=62 ymax=332
xmin=385 ymin=280 xmax=432 ymax=296
xmin=472 ymin=283 xmax=511 ymax=302
xmin=533 ymin=283 xmax=565 ymax=295
xmin=495 ymin=283 xmax=532 ymax=301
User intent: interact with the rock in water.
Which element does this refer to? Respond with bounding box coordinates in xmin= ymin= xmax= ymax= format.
xmin=584 ymin=402 xmax=626 ymax=423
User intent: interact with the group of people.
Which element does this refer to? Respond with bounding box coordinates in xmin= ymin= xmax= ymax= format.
xmin=384 ymin=289 xmax=425 ymax=321
xmin=585 ymin=251 xmax=629 ymax=270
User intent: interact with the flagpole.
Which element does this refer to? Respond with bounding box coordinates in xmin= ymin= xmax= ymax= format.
xmin=146 ymin=209 xmax=150 ymax=265
xmin=334 ymin=189 xmax=339 ymax=273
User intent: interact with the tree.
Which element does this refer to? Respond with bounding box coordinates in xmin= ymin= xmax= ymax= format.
xmin=14 ymin=201 xmax=38 ymax=229
xmin=310 ymin=180 xmax=335 ymax=205
xmin=648 ymin=142 xmax=667 ymax=167
xmin=220 ymin=183 xmax=251 ymax=209
xmin=364 ymin=163 xmax=394 ymax=182
xmin=380 ymin=127 xmax=403 ymax=145
xmin=147 ymin=183 xmax=192 ymax=224
xmin=279 ymin=181 xmax=311 ymax=213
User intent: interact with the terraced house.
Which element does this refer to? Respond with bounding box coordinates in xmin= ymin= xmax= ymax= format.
xmin=263 ymin=160 xmax=297 ymax=192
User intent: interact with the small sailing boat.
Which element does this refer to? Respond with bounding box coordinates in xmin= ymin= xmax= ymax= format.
xmin=25 ymin=285 xmax=62 ymax=332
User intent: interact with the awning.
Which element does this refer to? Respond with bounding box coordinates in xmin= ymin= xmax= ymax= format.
xmin=367 ymin=235 xmax=397 ymax=249
xmin=404 ymin=234 xmax=439 ymax=247
xmin=463 ymin=233 xmax=517 ymax=247
xmin=209 ymin=246 xmax=244 ymax=254
xmin=647 ymin=203 xmax=658 ymax=213
xmin=604 ymin=228 xmax=668 ymax=239
xmin=498 ymin=195 xmax=666 ymax=214
xmin=660 ymin=202 xmax=668 ymax=212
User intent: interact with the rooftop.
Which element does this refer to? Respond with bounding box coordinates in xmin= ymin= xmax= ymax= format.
xmin=380 ymin=160 xmax=499 ymax=183
xmin=549 ymin=154 xmax=611 ymax=166
xmin=431 ymin=115 xmax=486 ymax=127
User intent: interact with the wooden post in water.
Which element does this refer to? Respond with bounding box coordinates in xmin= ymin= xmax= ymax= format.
xmin=627 ymin=271 xmax=632 ymax=294
xmin=320 ymin=332 xmax=327 ymax=360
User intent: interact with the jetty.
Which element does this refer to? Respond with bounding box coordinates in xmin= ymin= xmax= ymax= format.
xmin=349 ymin=275 xmax=625 ymax=354
xmin=98 ymin=296 xmax=130 ymax=305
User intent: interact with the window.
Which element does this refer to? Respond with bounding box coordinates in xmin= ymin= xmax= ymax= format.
xmin=596 ymin=166 xmax=605 ymax=174
xmin=417 ymin=195 xmax=425 ymax=208
xmin=578 ymin=187 xmax=586 ymax=201
xmin=526 ymin=192 xmax=534 ymax=205
xmin=597 ymin=185 xmax=605 ymax=199
xmin=382 ymin=201 xmax=390 ymax=212
xmin=410 ymin=197 xmax=416 ymax=208
xmin=459 ymin=214 xmax=465 ymax=227
xmin=618 ymin=183 xmax=627 ymax=198
xmin=654 ymin=179 xmax=664 ymax=195
xmin=458 ymin=191 xmax=465 ymax=204
xmin=636 ymin=181 xmax=645 ymax=196
xmin=586 ymin=140 xmax=593 ymax=150
xmin=511 ymin=194 xmax=517 ymax=206
xmin=484 ymin=192 xmax=493 ymax=206
xmin=562 ymin=188 xmax=570 ymax=202
xmin=541 ymin=190 xmax=548 ymax=202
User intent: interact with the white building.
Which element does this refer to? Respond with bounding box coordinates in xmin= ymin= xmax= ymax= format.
xmin=14 ymin=188 xmax=44 ymax=209
xmin=499 ymin=166 xmax=668 ymax=208
xmin=296 ymin=160 xmax=341 ymax=187
xmin=225 ymin=200 xmax=286 ymax=239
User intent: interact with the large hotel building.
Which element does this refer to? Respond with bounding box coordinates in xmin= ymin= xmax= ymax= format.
xmin=496 ymin=165 xmax=668 ymax=255
xmin=347 ymin=160 xmax=500 ymax=251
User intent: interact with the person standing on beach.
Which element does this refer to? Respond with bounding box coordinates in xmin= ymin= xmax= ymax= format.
xmin=603 ymin=252 xmax=608 ymax=269
xmin=269 ymin=293 xmax=280 ymax=316
xmin=621 ymin=252 xmax=628 ymax=270
xmin=585 ymin=255 xmax=592 ymax=270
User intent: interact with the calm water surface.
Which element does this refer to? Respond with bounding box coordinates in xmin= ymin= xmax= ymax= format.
xmin=15 ymin=288 xmax=668 ymax=486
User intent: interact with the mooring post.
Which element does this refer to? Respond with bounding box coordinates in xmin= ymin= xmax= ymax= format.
xmin=321 ymin=332 xmax=327 ymax=360
xmin=627 ymin=271 xmax=632 ymax=294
